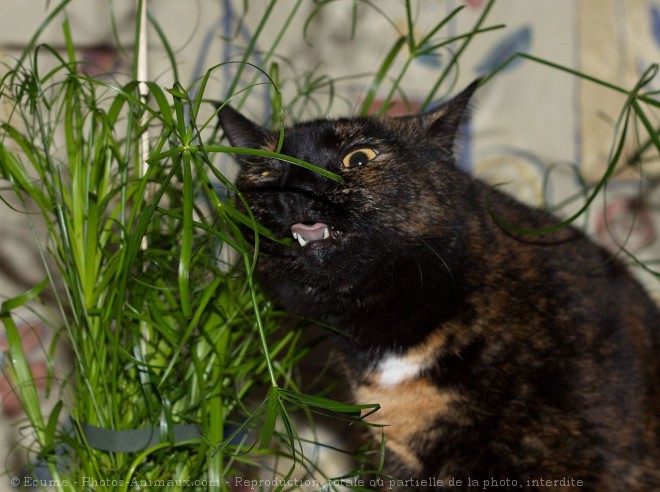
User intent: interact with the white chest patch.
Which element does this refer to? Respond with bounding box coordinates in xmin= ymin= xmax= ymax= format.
xmin=376 ymin=353 xmax=428 ymax=387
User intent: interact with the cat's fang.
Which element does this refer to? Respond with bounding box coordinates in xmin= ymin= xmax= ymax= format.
xmin=296 ymin=234 xmax=308 ymax=247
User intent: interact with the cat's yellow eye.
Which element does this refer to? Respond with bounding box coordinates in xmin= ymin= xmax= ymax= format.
xmin=341 ymin=148 xmax=379 ymax=169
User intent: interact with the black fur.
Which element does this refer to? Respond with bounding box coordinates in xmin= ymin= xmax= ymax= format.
xmin=218 ymin=82 xmax=660 ymax=491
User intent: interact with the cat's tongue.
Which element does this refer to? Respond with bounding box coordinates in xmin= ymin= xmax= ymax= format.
xmin=291 ymin=222 xmax=330 ymax=246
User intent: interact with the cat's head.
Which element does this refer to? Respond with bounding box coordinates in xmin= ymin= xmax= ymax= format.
xmin=218 ymin=81 xmax=479 ymax=319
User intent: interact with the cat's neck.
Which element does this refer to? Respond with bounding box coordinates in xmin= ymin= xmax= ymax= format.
xmin=323 ymin=241 xmax=470 ymax=362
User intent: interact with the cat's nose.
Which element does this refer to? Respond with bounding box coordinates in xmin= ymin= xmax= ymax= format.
xmin=279 ymin=162 xmax=337 ymax=194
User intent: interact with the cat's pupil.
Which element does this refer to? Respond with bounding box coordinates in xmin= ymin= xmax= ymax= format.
xmin=350 ymin=151 xmax=368 ymax=167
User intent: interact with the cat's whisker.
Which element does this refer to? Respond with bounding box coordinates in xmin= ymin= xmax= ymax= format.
xmin=420 ymin=238 xmax=455 ymax=286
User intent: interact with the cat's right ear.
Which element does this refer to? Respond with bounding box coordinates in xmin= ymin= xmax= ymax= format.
xmin=217 ymin=105 xmax=273 ymax=150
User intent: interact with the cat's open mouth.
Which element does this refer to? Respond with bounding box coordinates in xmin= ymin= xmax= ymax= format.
xmin=290 ymin=222 xmax=339 ymax=248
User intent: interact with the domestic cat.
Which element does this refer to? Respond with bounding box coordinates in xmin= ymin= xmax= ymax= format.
xmin=218 ymin=81 xmax=660 ymax=491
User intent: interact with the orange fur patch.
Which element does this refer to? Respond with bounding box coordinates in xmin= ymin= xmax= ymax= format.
xmin=356 ymin=376 xmax=456 ymax=472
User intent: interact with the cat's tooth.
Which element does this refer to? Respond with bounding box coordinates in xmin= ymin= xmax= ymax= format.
xmin=322 ymin=227 xmax=330 ymax=240
xmin=292 ymin=231 xmax=308 ymax=247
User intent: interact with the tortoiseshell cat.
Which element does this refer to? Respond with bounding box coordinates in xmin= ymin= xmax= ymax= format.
xmin=218 ymin=81 xmax=660 ymax=491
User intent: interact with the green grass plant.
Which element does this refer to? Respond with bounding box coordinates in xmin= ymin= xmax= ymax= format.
xmin=0 ymin=2 xmax=389 ymax=489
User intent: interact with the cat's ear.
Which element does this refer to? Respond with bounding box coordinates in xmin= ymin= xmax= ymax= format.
xmin=217 ymin=105 xmax=273 ymax=149
xmin=419 ymin=78 xmax=481 ymax=143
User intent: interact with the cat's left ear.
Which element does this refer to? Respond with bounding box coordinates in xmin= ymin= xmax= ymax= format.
xmin=217 ymin=105 xmax=273 ymax=150
xmin=418 ymin=78 xmax=481 ymax=143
